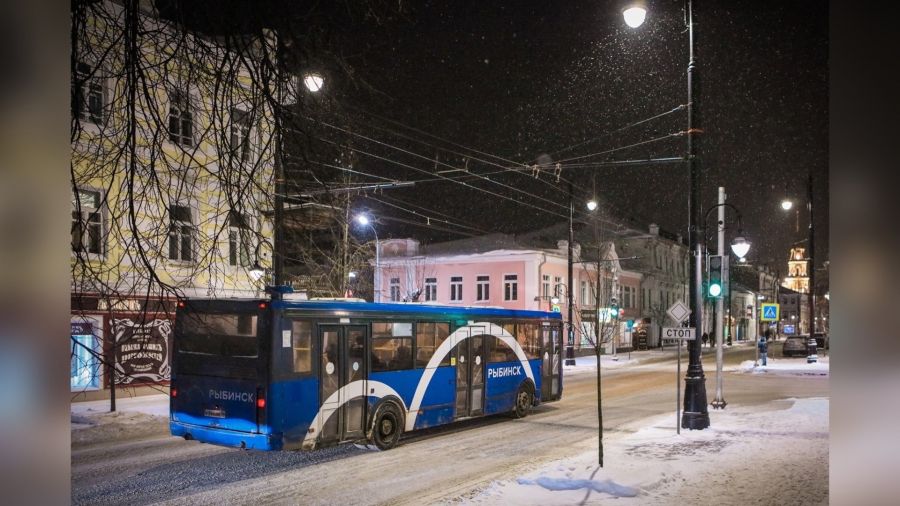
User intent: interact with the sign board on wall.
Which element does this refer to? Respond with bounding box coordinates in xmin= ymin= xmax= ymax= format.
xmin=112 ymin=319 xmax=172 ymax=383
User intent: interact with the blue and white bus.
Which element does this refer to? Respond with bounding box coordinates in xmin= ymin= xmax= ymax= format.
xmin=170 ymin=289 xmax=564 ymax=451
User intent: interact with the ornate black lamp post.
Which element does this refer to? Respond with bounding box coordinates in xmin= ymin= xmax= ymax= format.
xmin=623 ymin=0 xmax=708 ymax=429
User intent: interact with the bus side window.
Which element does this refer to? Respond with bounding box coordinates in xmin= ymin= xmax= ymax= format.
xmin=291 ymin=320 xmax=312 ymax=374
xmin=415 ymin=322 xmax=451 ymax=367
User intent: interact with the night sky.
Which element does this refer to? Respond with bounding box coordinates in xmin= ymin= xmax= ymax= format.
xmin=171 ymin=0 xmax=830 ymax=272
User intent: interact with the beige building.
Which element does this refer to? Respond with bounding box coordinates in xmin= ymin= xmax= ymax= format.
xmin=70 ymin=1 xmax=277 ymax=399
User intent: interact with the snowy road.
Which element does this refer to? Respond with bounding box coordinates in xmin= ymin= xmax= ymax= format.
xmin=72 ymin=345 xmax=828 ymax=505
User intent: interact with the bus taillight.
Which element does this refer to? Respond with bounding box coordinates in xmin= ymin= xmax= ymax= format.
xmin=256 ymin=396 xmax=266 ymax=409
xmin=171 ymin=387 xmax=177 ymax=398
xmin=258 ymin=302 xmax=267 ymax=309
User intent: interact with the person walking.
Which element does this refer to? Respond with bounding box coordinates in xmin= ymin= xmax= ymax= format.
xmin=758 ymin=336 xmax=768 ymax=366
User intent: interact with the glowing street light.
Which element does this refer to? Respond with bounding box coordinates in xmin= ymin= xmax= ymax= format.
xmin=781 ymin=199 xmax=794 ymax=211
xmin=355 ymin=213 xmax=381 ymax=302
xmin=622 ymin=5 xmax=647 ymax=28
xmin=586 ymin=199 xmax=598 ymax=211
xmin=303 ymin=72 xmax=324 ymax=93
xmin=730 ymin=236 xmax=751 ymax=259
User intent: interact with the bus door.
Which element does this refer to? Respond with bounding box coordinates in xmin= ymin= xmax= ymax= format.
xmin=318 ymin=325 xmax=368 ymax=442
xmin=541 ymin=325 xmax=553 ymax=401
xmin=541 ymin=324 xmax=561 ymax=400
xmin=454 ymin=327 xmax=485 ymax=419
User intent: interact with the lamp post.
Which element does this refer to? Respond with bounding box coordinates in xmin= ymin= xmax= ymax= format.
xmin=624 ymin=0 xmax=708 ymax=430
xmin=355 ymin=214 xmax=381 ymax=303
xmin=780 ymin=172 xmax=817 ymax=363
xmin=702 ymin=191 xmax=751 ymax=410
xmin=565 ymin=181 xmax=577 ymax=366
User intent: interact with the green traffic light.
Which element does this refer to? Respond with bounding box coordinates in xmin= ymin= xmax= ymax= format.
xmin=709 ymin=283 xmax=722 ymax=297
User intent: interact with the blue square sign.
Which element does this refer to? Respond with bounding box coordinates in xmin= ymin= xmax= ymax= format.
xmin=760 ymin=303 xmax=780 ymax=322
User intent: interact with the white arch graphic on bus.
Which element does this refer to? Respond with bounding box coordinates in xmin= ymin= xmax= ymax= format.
xmin=301 ymin=322 xmax=535 ymax=446
xmin=404 ymin=321 xmax=535 ymax=432
xmin=301 ymin=380 xmax=406 ymax=448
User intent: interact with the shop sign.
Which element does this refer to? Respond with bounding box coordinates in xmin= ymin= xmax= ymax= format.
xmin=112 ymin=319 xmax=172 ymax=383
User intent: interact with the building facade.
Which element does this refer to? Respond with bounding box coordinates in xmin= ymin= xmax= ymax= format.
xmin=613 ymin=224 xmax=690 ymax=348
xmin=374 ymin=234 xmax=641 ymax=354
xmin=71 ymin=1 xmax=277 ymax=399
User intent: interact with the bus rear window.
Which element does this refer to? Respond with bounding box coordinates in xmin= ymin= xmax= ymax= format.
xmin=178 ymin=313 xmax=259 ymax=358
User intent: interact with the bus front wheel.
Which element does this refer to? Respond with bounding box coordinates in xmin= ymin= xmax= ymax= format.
xmin=512 ymin=384 xmax=533 ymax=419
xmin=371 ymin=402 xmax=403 ymax=450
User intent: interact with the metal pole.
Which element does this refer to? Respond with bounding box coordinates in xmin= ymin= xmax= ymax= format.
xmin=372 ymin=225 xmax=381 ymax=303
xmin=711 ymin=187 xmax=726 ymax=409
xmin=676 ymin=338 xmax=681 ymax=435
xmin=682 ymin=0 xmax=709 ymax=430
xmin=806 ymin=172 xmax=818 ymax=362
xmin=565 ymin=181 xmax=576 ymax=365
xmin=272 ymin=46 xmax=285 ymax=287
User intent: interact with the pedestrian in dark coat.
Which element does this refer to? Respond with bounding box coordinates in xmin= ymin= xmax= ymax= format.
xmin=758 ymin=336 xmax=768 ymax=366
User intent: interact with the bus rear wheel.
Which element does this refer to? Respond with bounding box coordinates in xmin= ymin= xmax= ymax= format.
xmin=371 ymin=403 xmax=403 ymax=450
xmin=512 ymin=384 xmax=533 ymax=419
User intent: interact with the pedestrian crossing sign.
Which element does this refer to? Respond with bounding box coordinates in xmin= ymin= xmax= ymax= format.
xmin=760 ymin=303 xmax=780 ymax=322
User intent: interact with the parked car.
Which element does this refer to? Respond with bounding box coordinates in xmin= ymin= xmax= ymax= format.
xmin=782 ymin=335 xmax=808 ymax=357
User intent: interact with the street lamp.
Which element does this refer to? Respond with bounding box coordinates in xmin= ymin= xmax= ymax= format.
xmin=702 ymin=192 xmax=751 ymax=410
xmin=355 ymin=213 xmax=381 ymax=303
xmin=302 ymin=72 xmax=324 ymax=93
xmin=622 ymin=1 xmax=647 ymax=28
xmin=625 ymin=0 xmax=707 ymax=429
xmin=780 ymin=172 xmax=818 ymax=363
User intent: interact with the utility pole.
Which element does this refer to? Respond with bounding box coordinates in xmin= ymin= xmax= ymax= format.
xmin=566 ymin=180 xmax=576 ymax=366
xmin=711 ymin=187 xmax=727 ymax=409
xmin=682 ymin=0 xmax=710 ymax=430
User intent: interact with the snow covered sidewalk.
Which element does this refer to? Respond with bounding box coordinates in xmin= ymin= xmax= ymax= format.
xmin=462 ymin=397 xmax=829 ymax=505
xmin=732 ymin=355 xmax=830 ymax=376
xmin=71 ymin=394 xmax=169 ymax=446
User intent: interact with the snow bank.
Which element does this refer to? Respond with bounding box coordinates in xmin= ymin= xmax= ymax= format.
xmin=464 ymin=397 xmax=829 ymax=505
xmin=71 ymin=394 xmax=170 ymax=446
xmin=733 ymin=356 xmax=830 ymax=376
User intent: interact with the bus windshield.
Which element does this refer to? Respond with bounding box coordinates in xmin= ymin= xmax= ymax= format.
xmin=178 ymin=312 xmax=259 ymax=358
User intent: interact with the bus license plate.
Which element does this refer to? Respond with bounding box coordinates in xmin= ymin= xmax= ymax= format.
xmin=204 ymin=408 xmax=226 ymax=418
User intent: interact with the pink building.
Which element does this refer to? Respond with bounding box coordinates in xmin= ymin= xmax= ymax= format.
xmin=373 ymin=235 xmax=642 ymax=353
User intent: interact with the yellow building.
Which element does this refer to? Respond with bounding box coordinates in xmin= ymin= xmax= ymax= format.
xmin=70 ymin=1 xmax=278 ymax=399
xmin=782 ymin=247 xmax=810 ymax=293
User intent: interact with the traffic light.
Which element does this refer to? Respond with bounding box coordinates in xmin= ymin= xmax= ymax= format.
xmin=708 ymin=255 xmax=723 ymax=298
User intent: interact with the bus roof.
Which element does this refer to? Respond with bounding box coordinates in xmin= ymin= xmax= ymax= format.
xmin=181 ymin=296 xmax=561 ymax=320
xmin=273 ymin=299 xmax=561 ymax=320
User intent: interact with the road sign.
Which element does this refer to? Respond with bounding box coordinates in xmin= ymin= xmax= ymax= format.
xmin=551 ymin=304 xmax=561 ymax=313
xmin=760 ymin=303 xmax=780 ymax=322
xmin=666 ymin=300 xmax=691 ymax=324
xmin=783 ymin=324 xmax=795 ymax=334
xmin=663 ymin=327 xmax=696 ymax=340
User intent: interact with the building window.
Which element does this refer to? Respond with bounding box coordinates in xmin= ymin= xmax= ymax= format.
xmin=504 ymin=274 xmax=518 ymax=301
xmin=542 ymin=274 xmax=550 ymax=298
xmin=390 ymin=277 xmax=401 ymax=302
xmin=168 ymin=90 xmax=193 ymax=146
xmin=476 ymin=275 xmax=490 ymax=301
xmin=74 ymin=62 xmax=105 ymax=125
xmin=71 ymin=322 xmax=101 ymax=390
xmin=228 ymin=211 xmax=252 ymax=267
xmin=450 ymin=276 xmax=463 ymax=301
xmin=622 ymin=286 xmax=634 ymax=309
xmin=554 ymin=276 xmax=563 ymax=298
xmin=168 ymin=204 xmax=194 ymax=261
xmin=425 ymin=278 xmax=437 ymax=301
xmin=71 ymin=189 xmax=103 ymax=255
xmin=230 ymin=108 xmax=251 ymax=162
